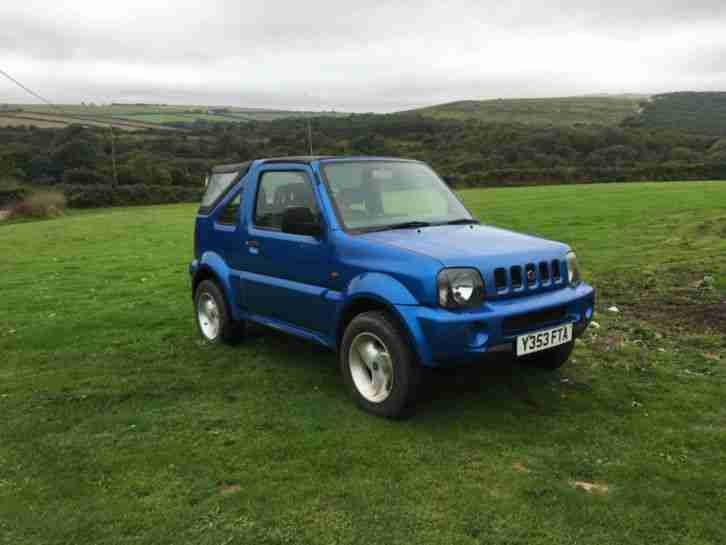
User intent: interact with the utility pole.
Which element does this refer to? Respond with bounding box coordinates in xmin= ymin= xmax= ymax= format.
xmin=305 ymin=92 xmax=314 ymax=156
xmin=109 ymin=125 xmax=118 ymax=186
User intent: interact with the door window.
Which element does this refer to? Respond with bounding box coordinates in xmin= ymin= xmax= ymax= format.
xmin=200 ymin=172 xmax=238 ymax=211
xmin=254 ymin=171 xmax=318 ymax=230
xmin=217 ymin=192 xmax=242 ymax=226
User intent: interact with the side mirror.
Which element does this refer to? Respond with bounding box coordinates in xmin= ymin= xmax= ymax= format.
xmin=281 ymin=207 xmax=322 ymax=237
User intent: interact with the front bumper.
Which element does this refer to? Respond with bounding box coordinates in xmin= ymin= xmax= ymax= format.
xmin=396 ymin=283 xmax=595 ymax=367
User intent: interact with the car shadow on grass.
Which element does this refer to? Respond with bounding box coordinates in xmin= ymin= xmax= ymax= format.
xmin=244 ymin=325 xmax=576 ymax=420
xmin=418 ymin=361 xmax=566 ymax=416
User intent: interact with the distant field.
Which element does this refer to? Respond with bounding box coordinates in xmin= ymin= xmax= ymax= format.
xmin=1 ymin=181 xmax=725 ymax=544
xmin=406 ymin=95 xmax=646 ymax=126
xmin=113 ymin=113 xmax=237 ymax=125
xmin=0 ymin=111 xmax=169 ymax=131
xmin=0 ymin=115 xmax=67 ymax=128
xmin=0 ymin=103 xmax=348 ymax=129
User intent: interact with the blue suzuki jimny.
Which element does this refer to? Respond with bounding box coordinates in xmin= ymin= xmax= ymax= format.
xmin=190 ymin=156 xmax=595 ymax=417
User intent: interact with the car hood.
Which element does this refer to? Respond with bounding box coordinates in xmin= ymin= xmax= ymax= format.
xmin=358 ymin=224 xmax=569 ymax=267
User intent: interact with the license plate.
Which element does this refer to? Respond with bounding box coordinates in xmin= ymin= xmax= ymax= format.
xmin=516 ymin=323 xmax=573 ymax=356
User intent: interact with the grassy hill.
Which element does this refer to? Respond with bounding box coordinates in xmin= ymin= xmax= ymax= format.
xmin=7 ymin=92 xmax=726 ymax=132
xmin=625 ymin=92 xmax=726 ymax=135
xmin=403 ymin=95 xmax=646 ymax=126
xmin=1 ymin=182 xmax=725 ymax=544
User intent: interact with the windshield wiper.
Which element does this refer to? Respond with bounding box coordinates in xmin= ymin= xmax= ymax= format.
xmin=442 ymin=218 xmax=480 ymax=225
xmin=365 ymin=221 xmax=433 ymax=232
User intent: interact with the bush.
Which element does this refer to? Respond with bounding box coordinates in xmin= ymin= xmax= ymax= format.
xmin=0 ymin=180 xmax=30 ymax=207
xmin=57 ymin=184 xmax=203 ymax=208
xmin=10 ymin=190 xmax=67 ymax=218
xmin=63 ymin=167 xmax=110 ymax=185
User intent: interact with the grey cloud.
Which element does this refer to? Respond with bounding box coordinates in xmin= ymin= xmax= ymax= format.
xmin=1 ymin=0 xmax=725 ymax=111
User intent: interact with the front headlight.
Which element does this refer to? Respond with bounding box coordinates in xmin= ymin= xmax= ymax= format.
xmin=566 ymin=251 xmax=581 ymax=286
xmin=437 ymin=268 xmax=485 ymax=309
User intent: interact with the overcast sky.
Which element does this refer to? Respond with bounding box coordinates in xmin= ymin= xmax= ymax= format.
xmin=2 ymin=0 xmax=725 ymax=112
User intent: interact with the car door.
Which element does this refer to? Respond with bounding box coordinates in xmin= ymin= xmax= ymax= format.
xmin=209 ymin=185 xmax=248 ymax=309
xmin=240 ymin=164 xmax=335 ymax=333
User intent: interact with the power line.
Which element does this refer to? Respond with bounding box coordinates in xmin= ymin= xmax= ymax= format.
xmin=0 ymin=67 xmax=61 ymax=112
xmin=0 ymin=66 xmax=118 ymax=185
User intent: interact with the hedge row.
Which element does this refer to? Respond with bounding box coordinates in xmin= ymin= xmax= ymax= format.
xmin=448 ymin=161 xmax=726 ymax=188
xmin=57 ymin=184 xmax=203 ymax=208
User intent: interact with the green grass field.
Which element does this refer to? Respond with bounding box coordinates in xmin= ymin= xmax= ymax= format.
xmin=1 ymin=182 xmax=725 ymax=544
xmin=408 ymin=96 xmax=646 ymax=126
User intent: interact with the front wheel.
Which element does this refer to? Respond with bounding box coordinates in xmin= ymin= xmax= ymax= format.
xmin=194 ymin=280 xmax=245 ymax=344
xmin=340 ymin=311 xmax=421 ymax=418
xmin=518 ymin=341 xmax=574 ymax=370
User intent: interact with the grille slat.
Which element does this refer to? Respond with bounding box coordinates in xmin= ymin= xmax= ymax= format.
xmin=539 ymin=261 xmax=550 ymax=284
xmin=510 ymin=266 xmax=523 ymax=289
xmin=494 ymin=268 xmax=508 ymax=291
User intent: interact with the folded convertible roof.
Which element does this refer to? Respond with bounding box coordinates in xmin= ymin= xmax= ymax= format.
xmin=210 ymin=161 xmax=252 ymax=175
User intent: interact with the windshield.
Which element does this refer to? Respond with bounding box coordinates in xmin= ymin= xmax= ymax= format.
xmin=321 ymin=161 xmax=473 ymax=231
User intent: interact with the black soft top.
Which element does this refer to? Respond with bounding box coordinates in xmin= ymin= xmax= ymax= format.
xmin=209 ymin=157 xmax=335 ymax=176
xmin=259 ymin=155 xmax=334 ymax=164
xmin=210 ymin=161 xmax=252 ymax=175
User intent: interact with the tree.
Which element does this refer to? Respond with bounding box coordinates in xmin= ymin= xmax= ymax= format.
xmin=0 ymin=153 xmax=15 ymax=177
xmin=152 ymin=165 xmax=172 ymax=186
xmin=54 ymin=139 xmax=100 ymax=170
xmin=63 ymin=167 xmax=109 ymax=185
xmin=669 ymin=147 xmax=702 ymax=162
xmin=707 ymin=139 xmax=726 ymax=161
xmin=586 ymin=145 xmax=639 ymax=168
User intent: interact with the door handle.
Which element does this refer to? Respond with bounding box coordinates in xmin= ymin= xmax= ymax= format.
xmin=246 ymin=240 xmax=259 ymax=248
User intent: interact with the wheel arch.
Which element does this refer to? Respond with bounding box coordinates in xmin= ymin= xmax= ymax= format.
xmin=335 ymin=295 xmax=423 ymax=366
xmin=192 ymin=265 xmax=223 ymax=296
xmin=191 ymin=252 xmax=241 ymax=321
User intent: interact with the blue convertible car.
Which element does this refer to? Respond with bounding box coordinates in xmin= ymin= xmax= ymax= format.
xmin=190 ymin=156 xmax=595 ymax=417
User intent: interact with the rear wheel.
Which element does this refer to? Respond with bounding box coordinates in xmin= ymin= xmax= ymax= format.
xmin=340 ymin=311 xmax=421 ymax=418
xmin=518 ymin=341 xmax=574 ymax=370
xmin=194 ymin=280 xmax=245 ymax=344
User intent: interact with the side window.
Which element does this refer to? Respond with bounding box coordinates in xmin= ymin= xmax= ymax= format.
xmin=217 ymin=192 xmax=242 ymax=226
xmin=200 ymin=172 xmax=238 ymax=211
xmin=254 ymin=171 xmax=318 ymax=230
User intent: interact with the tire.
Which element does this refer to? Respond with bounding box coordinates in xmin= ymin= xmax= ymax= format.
xmin=518 ymin=341 xmax=574 ymax=370
xmin=340 ymin=311 xmax=421 ymax=418
xmin=194 ymin=279 xmax=246 ymax=344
